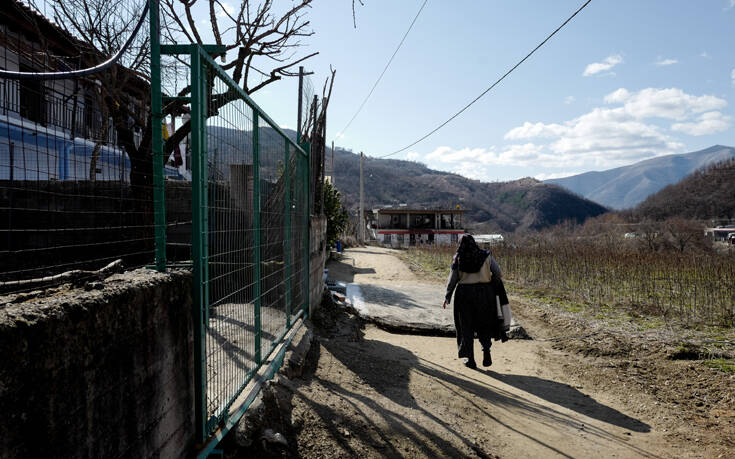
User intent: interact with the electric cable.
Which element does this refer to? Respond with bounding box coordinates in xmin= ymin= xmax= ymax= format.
xmin=0 ymin=1 xmax=150 ymax=80
xmin=335 ymin=0 xmax=428 ymax=141
xmin=378 ymin=0 xmax=592 ymax=158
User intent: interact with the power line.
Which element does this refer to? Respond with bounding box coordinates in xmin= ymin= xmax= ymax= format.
xmin=334 ymin=0 xmax=429 ymax=141
xmin=0 ymin=1 xmax=150 ymax=80
xmin=378 ymin=0 xmax=593 ymax=159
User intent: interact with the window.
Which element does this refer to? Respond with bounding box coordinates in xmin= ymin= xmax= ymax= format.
xmin=451 ymin=234 xmax=458 ymax=243
xmin=383 ymin=233 xmax=391 ymax=243
xmin=412 ymin=214 xmax=434 ymax=229
xmin=397 ymin=233 xmax=405 ymax=243
xmin=441 ymin=214 xmax=454 ymax=229
xmin=19 ymin=64 xmax=45 ymax=124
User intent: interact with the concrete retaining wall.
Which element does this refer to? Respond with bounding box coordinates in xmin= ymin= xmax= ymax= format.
xmin=0 ymin=214 xmax=327 ymax=457
xmin=0 ymin=269 xmax=194 ymax=458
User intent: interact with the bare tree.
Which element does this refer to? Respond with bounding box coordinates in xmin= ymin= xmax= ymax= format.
xmin=300 ymin=67 xmax=336 ymax=212
xmin=159 ymin=0 xmax=321 ymax=155
xmin=637 ymin=220 xmax=664 ymax=252
xmin=34 ymin=0 xmax=332 ymax=196
xmin=665 ymin=217 xmax=706 ymax=253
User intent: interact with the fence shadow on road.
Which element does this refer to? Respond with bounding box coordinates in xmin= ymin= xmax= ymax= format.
xmin=314 ymin=334 xmax=663 ymax=459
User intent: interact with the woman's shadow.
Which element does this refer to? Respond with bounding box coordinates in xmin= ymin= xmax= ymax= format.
xmin=321 ymin=332 xmax=658 ymax=458
xmin=482 ymin=369 xmax=650 ymax=432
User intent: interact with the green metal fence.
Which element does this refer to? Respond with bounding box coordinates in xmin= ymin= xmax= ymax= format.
xmin=153 ymin=43 xmax=310 ymax=445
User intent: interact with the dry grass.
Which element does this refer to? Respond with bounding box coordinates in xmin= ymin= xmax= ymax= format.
xmin=401 ymin=243 xmax=735 ymax=328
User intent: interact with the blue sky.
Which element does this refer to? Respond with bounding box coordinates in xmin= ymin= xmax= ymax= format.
xmin=245 ymin=0 xmax=734 ymax=181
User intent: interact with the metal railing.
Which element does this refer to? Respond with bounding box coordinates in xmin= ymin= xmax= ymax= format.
xmin=155 ymin=43 xmax=311 ymax=444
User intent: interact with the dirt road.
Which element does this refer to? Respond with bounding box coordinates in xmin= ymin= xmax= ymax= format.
xmin=257 ymin=247 xmax=731 ymax=458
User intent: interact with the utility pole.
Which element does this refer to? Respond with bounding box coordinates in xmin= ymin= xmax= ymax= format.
xmin=359 ymin=152 xmax=364 ymax=245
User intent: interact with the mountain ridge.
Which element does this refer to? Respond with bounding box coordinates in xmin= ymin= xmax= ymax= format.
xmin=629 ymin=157 xmax=735 ymax=221
xmin=329 ymin=147 xmax=607 ymax=232
xmin=546 ymin=145 xmax=735 ymax=209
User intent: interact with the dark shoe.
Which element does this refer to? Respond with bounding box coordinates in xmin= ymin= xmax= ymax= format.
xmin=482 ymin=349 xmax=492 ymax=367
xmin=463 ymin=358 xmax=477 ymax=369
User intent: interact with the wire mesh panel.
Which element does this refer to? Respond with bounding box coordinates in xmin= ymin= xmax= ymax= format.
xmin=0 ymin=0 xmax=156 ymax=291
xmin=176 ymin=45 xmax=309 ymax=439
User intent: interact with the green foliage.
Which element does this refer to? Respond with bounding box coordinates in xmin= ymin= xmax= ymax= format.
xmin=323 ymin=181 xmax=348 ymax=248
xmin=704 ymin=359 xmax=735 ymax=374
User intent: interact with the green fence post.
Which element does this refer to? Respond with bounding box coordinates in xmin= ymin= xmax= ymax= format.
xmin=253 ymin=112 xmax=262 ymax=365
xmin=304 ymin=143 xmax=310 ymax=318
xmin=149 ymin=0 xmax=166 ymax=271
xmin=190 ymin=46 xmax=207 ymax=444
xmin=284 ymin=139 xmax=292 ymax=328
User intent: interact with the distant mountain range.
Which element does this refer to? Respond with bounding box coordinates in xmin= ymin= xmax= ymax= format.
xmin=328 ymin=147 xmax=607 ymax=232
xmin=546 ymin=145 xmax=735 ymax=210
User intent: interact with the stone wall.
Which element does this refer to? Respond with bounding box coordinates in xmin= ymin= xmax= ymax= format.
xmin=0 ymin=210 xmax=326 ymax=457
xmin=0 ymin=269 xmax=194 ymax=458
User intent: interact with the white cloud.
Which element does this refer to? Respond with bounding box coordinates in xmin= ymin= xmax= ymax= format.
xmin=564 ymin=96 xmax=576 ymax=105
xmin=732 ymin=68 xmax=735 ymax=86
xmin=535 ymin=171 xmax=581 ymax=181
xmin=406 ymin=152 xmax=420 ymax=160
xmin=280 ymin=125 xmax=290 ymax=130
xmin=607 ymin=87 xmax=727 ymax=120
xmin=421 ymin=87 xmax=731 ymax=181
xmin=424 ymin=144 xmax=547 ymax=169
xmin=504 ymin=122 xmax=565 ymax=140
xmin=654 ymin=58 xmax=678 ymax=66
xmin=726 ymin=0 xmax=735 ymax=10
xmin=671 ymin=111 xmax=731 ymax=136
xmin=424 ymin=146 xmax=491 ymax=163
xmin=603 ymin=88 xmax=630 ymax=104
xmin=583 ymin=54 xmax=623 ymax=77
xmin=500 ymin=86 xmax=730 ymax=169
xmin=335 ymin=132 xmax=345 ymax=139
xmin=700 ymin=51 xmax=710 ymax=59
xmin=494 ymin=144 xmax=545 ymax=165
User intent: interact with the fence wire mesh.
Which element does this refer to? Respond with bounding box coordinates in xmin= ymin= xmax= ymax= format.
xmin=172 ymin=46 xmax=310 ymax=437
xmin=2 ymin=0 xmax=314 ymax=446
xmin=0 ymin=0 xmax=156 ymax=291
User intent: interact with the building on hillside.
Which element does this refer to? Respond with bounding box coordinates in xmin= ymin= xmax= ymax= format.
xmin=704 ymin=226 xmax=735 ymax=242
xmin=372 ymin=206 xmax=466 ymax=247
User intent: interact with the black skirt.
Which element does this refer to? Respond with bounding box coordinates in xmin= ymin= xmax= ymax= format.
xmin=453 ymin=282 xmax=502 ymax=358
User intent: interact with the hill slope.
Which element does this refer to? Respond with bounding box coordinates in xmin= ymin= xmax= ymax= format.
xmin=631 ymin=158 xmax=735 ymax=221
xmin=546 ymin=145 xmax=735 ymax=209
xmin=203 ymin=126 xmax=608 ymax=231
xmin=330 ymin=148 xmax=607 ymax=232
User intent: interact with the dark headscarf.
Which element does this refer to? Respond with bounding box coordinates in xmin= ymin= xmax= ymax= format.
xmin=451 ymin=234 xmax=489 ymax=273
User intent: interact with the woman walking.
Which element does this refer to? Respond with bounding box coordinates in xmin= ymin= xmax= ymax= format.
xmin=443 ymin=234 xmax=504 ymax=369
